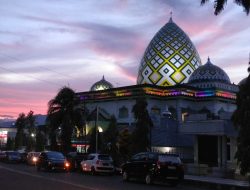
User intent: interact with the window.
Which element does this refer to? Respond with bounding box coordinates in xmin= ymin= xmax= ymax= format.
xmin=119 ymin=106 xmax=128 ymax=118
xmin=151 ymin=106 xmax=161 ymax=115
xmin=227 ymin=137 xmax=231 ymax=161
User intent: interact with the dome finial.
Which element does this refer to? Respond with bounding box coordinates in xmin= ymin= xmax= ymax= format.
xmin=207 ymin=57 xmax=212 ymax=64
xmin=169 ymin=11 xmax=173 ymax=23
xmin=102 ymin=75 xmax=105 ymax=80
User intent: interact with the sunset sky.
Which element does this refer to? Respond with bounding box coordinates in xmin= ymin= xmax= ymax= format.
xmin=0 ymin=0 xmax=250 ymax=120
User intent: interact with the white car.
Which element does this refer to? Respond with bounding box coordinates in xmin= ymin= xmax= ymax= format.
xmin=80 ymin=153 xmax=115 ymax=175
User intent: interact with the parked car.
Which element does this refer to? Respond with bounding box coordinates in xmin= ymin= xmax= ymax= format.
xmin=19 ymin=151 xmax=28 ymax=163
xmin=0 ymin=151 xmax=6 ymax=161
xmin=121 ymin=152 xmax=184 ymax=186
xmin=5 ymin=151 xmax=22 ymax=163
xmin=66 ymin=152 xmax=87 ymax=171
xmin=80 ymin=153 xmax=115 ymax=175
xmin=36 ymin=151 xmax=70 ymax=172
xmin=27 ymin=152 xmax=40 ymax=165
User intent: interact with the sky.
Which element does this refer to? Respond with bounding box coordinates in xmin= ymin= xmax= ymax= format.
xmin=0 ymin=0 xmax=250 ymax=120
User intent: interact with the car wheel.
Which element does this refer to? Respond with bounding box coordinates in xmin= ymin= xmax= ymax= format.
xmin=169 ymin=180 xmax=179 ymax=187
xmin=91 ymin=167 xmax=96 ymax=175
xmin=145 ymin=174 xmax=153 ymax=185
xmin=122 ymin=171 xmax=129 ymax=181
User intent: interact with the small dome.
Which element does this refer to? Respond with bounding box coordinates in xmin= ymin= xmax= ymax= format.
xmin=137 ymin=17 xmax=201 ymax=86
xmin=188 ymin=58 xmax=231 ymax=84
xmin=90 ymin=76 xmax=113 ymax=91
xmin=238 ymin=78 xmax=247 ymax=86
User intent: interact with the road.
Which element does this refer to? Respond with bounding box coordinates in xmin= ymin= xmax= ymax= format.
xmin=0 ymin=162 xmax=211 ymax=190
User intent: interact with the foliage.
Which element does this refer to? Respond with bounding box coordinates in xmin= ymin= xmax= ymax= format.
xmin=201 ymin=0 xmax=250 ymax=15
xmin=35 ymin=129 xmax=46 ymax=151
xmin=131 ymin=98 xmax=153 ymax=154
xmin=47 ymin=86 xmax=84 ymax=153
xmin=26 ymin=111 xmax=36 ymax=151
xmin=14 ymin=113 xmax=26 ymax=150
xmin=117 ymin=128 xmax=131 ymax=162
xmin=88 ymin=127 xmax=103 ymax=153
xmin=6 ymin=137 xmax=15 ymax=150
xmin=232 ymin=76 xmax=250 ymax=175
xmin=102 ymin=115 xmax=119 ymax=164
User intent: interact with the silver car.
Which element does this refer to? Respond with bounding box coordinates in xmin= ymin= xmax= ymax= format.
xmin=80 ymin=153 xmax=115 ymax=175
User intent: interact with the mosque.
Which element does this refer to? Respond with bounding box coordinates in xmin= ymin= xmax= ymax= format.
xmin=76 ymin=16 xmax=240 ymax=173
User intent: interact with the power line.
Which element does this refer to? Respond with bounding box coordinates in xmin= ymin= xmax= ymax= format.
xmin=0 ymin=65 xmax=62 ymax=87
xmin=0 ymin=52 xmax=72 ymax=79
xmin=0 ymin=52 xmax=68 ymax=87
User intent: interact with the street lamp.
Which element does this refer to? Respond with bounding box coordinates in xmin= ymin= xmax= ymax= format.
xmin=95 ymin=106 xmax=99 ymax=153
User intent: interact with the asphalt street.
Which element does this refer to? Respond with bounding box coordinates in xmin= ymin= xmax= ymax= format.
xmin=0 ymin=162 xmax=211 ymax=190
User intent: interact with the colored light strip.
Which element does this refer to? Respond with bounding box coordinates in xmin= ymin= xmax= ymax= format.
xmin=78 ymin=87 xmax=236 ymax=100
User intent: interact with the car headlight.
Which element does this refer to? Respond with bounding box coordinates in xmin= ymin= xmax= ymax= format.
xmin=65 ymin=161 xmax=70 ymax=168
xmin=32 ymin=157 xmax=38 ymax=162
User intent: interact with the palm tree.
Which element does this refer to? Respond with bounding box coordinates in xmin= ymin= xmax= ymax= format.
xmin=47 ymin=86 xmax=84 ymax=153
xmin=201 ymin=0 xmax=250 ymax=15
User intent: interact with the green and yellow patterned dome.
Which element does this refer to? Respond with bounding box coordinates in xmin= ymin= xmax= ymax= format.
xmin=137 ymin=17 xmax=202 ymax=86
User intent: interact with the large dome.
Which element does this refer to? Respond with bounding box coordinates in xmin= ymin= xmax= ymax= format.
xmin=137 ymin=17 xmax=202 ymax=86
xmin=188 ymin=58 xmax=231 ymax=84
xmin=90 ymin=76 xmax=113 ymax=91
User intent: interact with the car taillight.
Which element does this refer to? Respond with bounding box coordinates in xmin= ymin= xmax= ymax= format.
xmin=157 ymin=161 xmax=168 ymax=169
xmin=157 ymin=161 xmax=161 ymax=169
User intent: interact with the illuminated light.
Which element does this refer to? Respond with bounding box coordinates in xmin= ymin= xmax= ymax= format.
xmin=164 ymin=147 xmax=172 ymax=153
xmin=65 ymin=162 xmax=70 ymax=168
xmin=98 ymin=126 xmax=103 ymax=133
xmin=195 ymin=90 xmax=215 ymax=97
xmin=32 ymin=157 xmax=38 ymax=163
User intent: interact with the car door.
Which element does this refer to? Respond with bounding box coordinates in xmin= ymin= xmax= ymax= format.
xmin=85 ymin=154 xmax=95 ymax=171
xmin=128 ymin=153 xmax=145 ymax=177
xmin=136 ymin=153 xmax=149 ymax=177
xmin=40 ymin=153 xmax=48 ymax=168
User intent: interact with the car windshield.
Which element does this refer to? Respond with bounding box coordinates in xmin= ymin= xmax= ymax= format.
xmin=158 ymin=154 xmax=181 ymax=164
xmin=98 ymin=155 xmax=111 ymax=160
xmin=47 ymin=152 xmax=65 ymax=159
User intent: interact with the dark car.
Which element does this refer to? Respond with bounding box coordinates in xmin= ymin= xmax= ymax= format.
xmin=0 ymin=151 xmax=6 ymax=161
xmin=66 ymin=152 xmax=87 ymax=171
xmin=5 ymin=151 xmax=22 ymax=163
xmin=121 ymin=152 xmax=184 ymax=186
xmin=36 ymin=151 xmax=70 ymax=172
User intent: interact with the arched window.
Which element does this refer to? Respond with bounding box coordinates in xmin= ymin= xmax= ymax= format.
xmin=119 ymin=106 xmax=128 ymax=118
xmin=151 ymin=106 xmax=161 ymax=115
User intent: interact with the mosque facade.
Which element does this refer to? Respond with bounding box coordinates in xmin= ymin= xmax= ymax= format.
xmin=76 ymin=17 xmax=239 ymax=172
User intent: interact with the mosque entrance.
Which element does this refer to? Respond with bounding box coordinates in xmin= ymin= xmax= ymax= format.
xmin=198 ymin=135 xmax=218 ymax=167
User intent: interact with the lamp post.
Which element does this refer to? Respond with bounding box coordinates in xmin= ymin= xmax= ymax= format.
xmin=95 ymin=106 xmax=99 ymax=153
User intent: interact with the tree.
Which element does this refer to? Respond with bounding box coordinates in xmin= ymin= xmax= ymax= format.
xmin=6 ymin=137 xmax=14 ymax=150
xmin=131 ymin=98 xmax=153 ymax=154
xmin=103 ymin=115 xmax=119 ymax=164
xmin=201 ymin=0 xmax=250 ymax=15
xmin=35 ymin=129 xmax=46 ymax=151
xmin=88 ymin=127 xmax=103 ymax=153
xmin=232 ymin=75 xmax=250 ymax=175
xmin=47 ymin=86 xmax=83 ymax=153
xmin=26 ymin=111 xmax=36 ymax=151
xmin=14 ymin=113 xmax=26 ymax=150
xmin=117 ymin=128 xmax=131 ymax=163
